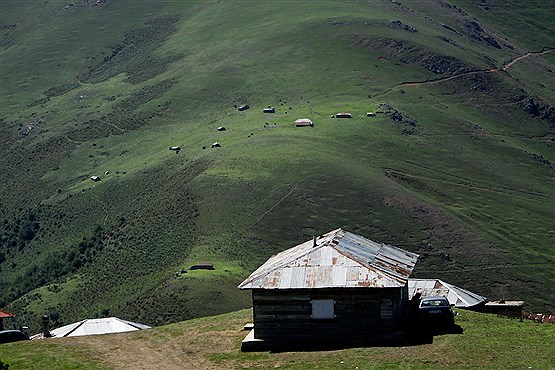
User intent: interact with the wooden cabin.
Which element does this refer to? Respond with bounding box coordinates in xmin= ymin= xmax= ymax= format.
xmin=238 ymin=228 xmax=419 ymax=351
xmin=263 ymin=107 xmax=275 ymax=113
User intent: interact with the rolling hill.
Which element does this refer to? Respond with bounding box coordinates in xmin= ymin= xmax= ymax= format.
xmin=0 ymin=0 xmax=554 ymax=333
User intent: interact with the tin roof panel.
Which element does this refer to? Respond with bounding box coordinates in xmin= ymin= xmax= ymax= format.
xmin=408 ymin=279 xmax=487 ymax=307
xmin=239 ymin=229 xmax=419 ymax=289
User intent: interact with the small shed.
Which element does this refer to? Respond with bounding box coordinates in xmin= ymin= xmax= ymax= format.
xmin=190 ymin=263 xmax=215 ymax=270
xmin=335 ymin=112 xmax=353 ymax=118
xmin=482 ymin=300 xmax=524 ymax=318
xmin=33 ymin=317 xmax=151 ymax=339
xmin=90 ymin=176 xmax=101 ymax=182
xmin=211 ymin=142 xmax=221 ymax=148
xmin=408 ymin=279 xmax=487 ymax=309
xmin=295 ymin=118 xmax=313 ymax=127
xmin=238 ymin=228 xmax=419 ymax=350
xmin=263 ymin=107 xmax=275 ymax=113
xmin=367 ymin=112 xmax=376 ymax=117
xmin=217 ymin=126 xmax=226 ymax=131
xmin=238 ymin=104 xmax=249 ymax=111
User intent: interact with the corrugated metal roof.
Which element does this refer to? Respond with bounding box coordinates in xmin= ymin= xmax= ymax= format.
xmin=408 ymin=279 xmax=487 ymax=308
xmin=238 ymin=228 xmax=419 ymax=290
xmin=45 ymin=317 xmax=151 ymax=338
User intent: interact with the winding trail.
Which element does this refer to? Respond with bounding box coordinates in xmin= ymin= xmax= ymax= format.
xmin=250 ymin=178 xmax=306 ymax=227
xmin=374 ymin=47 xmax=554 ymax=96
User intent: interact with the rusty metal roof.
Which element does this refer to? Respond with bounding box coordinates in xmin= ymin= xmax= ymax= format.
xmin=0 ymin=309 xmax=14 ymax=318
xmin=238 ymin=228 xmax=419 ymax=290
xmin=408 ymin=279 xmax=487 ymax=308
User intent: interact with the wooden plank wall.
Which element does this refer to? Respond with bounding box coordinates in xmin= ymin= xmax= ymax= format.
xmin=252 ymin=287 xmax=407 ymax=340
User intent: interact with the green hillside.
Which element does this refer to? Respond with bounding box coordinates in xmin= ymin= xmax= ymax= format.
xmin=1 ymin=309 xmax=554 ymax=369
xmin=1 ymin=0 xmax=554 ymax=332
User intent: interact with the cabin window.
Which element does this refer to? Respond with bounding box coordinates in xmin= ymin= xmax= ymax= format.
xmin=311 ymin=299 xmax=335 ymax=319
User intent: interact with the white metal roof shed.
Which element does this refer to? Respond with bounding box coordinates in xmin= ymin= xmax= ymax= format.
xmin=408 ymin=278 xmax=487 ymax=308
xmin=47 ymin=317 xmax=150 ymax=338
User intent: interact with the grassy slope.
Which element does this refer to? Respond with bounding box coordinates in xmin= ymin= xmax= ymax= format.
xmin=0 ymin=0 xmax=554 ymax=333
xmin=1 ymin=309 xmax=554 ymax=369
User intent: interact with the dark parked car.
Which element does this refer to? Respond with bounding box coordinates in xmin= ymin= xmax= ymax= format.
xmin=0 ymin=330 xmax=30 ymax=344
xmin=418 ymin=297 xmax=455 ymax=327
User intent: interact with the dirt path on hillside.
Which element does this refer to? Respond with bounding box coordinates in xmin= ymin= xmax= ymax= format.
xmin=249 ymin=178 xmax=305 ymax=227
xmin=374 ymin=48 xmax=555 ymax=95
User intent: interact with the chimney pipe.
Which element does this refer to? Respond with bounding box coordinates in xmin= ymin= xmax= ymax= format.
xmin=313 ymin=235 xmax=317 ymax=247
xmin=42 ymin=315 xmax=52 ymax=338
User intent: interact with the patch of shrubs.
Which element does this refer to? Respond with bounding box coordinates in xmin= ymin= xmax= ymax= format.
xmin=0 ymin=225 xmax=106 ymax=307
xmin=0 ymin=212 xmax=40 ymax=257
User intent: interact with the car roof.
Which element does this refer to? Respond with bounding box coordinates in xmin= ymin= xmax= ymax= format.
xmin=421 ymin=296 xmax=449 ymax=301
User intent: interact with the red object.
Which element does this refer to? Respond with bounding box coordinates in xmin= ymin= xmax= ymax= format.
xmin=0 ymin=309 xmax=14 ymax=318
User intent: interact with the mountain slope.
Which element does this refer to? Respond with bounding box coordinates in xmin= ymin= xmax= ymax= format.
xmin=0 ymin=0 xmax=553 ymax=332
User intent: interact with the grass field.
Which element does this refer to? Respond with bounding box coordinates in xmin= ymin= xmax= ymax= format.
xmin=1 ymin=309 xmax=554 ymax=369
xmin=0 ymin=0 xmax=554 ymax=334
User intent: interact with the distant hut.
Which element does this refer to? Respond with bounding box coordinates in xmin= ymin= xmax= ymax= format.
xmin=238 ymin=104 xmax=250 ymax=111
xmin=217 ymin=126 xmax=226 ymax=131
xmin=90 ymin=176 xmax=101 ymax=182
xmin=239 ymin=228 xmax=419 ymax=351
xmin=367 ymin=112 xmax=376 ymax=117
xmin=169 ymin=146 xmax=181 ymax=151
xmin=211 ymin=142 xmax=221 ymax=148
xmin=263 ymin=107 xmax=275 ymax=113
xmin=295 ymin=118 xmax=313 ymax=127
xmin=190 ymin=263 xmax=215 ymax=270
xmin=335 ymin=112 xmax=353 ymax=118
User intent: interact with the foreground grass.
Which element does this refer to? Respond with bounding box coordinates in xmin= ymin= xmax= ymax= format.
xmin=1 ymin=309 xmax=553 ymax=369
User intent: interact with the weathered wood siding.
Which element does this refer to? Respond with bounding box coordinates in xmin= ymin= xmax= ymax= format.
xmin=252 ymin=287 xmax=407 ymax=340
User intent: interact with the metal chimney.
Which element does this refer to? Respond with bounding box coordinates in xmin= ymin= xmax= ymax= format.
xmin=313 ymin=235 xmax=317 ymax=247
